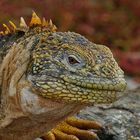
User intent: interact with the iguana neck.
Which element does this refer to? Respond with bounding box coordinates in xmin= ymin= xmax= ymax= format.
xmin=0 ymin=92 xmax=83 ymax=140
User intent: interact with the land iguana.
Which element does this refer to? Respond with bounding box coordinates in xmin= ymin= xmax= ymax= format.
xmin=0 ymin=12 xmax=126 ymax=140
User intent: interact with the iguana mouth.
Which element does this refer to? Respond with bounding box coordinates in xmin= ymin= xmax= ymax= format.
xmin=60 ymin=75 xmax=127 ymax=92
xmin=32 ymin=75 xmax=126 ymax=105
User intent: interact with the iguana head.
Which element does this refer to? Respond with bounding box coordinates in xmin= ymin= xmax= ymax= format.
xmin=28 ymin=31 xmax=126 ymax=105
xmin=0 ymin=12 xmax=127 ymax=105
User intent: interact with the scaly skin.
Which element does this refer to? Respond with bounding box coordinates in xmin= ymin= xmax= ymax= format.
xmin=0 ymin=12 xmax=126 ymax=140
xmin=29 ymin=31 xmax=126 ymax=105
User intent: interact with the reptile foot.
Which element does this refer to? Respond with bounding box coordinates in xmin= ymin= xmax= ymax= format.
xmin=42 ymin=117 xmax=102 ymax=140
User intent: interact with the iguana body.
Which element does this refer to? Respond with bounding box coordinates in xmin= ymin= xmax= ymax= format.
xmin=0 ymin=12 xmax=126 ymax=140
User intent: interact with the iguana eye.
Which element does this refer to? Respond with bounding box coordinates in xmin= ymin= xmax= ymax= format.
xmin=68 ymin=55 xmax=80 ymax=65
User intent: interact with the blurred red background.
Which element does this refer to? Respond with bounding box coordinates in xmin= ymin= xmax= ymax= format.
xmin=0 ymin=0 xmax=140 ymax=82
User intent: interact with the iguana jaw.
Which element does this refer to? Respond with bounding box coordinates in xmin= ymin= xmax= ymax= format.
xmin=29 ymin=74 xmax=126 ymax=105
xmin=60 ymin=75 xmax=127 ymax=92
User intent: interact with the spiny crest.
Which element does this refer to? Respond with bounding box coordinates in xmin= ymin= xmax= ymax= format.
xmin=0 ymin=11 xmax=57 ymax=36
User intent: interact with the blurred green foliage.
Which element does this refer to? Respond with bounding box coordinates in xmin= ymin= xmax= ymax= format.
xmin=0 ymin=0 xmax=140 ymax=79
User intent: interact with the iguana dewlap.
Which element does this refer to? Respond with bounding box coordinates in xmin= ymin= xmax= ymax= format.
xmin=0 ymin=12 xmax=126 ymax=140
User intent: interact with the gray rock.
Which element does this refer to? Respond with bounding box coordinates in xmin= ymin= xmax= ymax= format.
xmin=78 ymin=87 xmax=140 ymax=140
